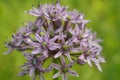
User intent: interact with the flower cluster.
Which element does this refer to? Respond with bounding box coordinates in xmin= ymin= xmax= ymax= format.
xmin=5 ymin=2 xmax=105 ymax=80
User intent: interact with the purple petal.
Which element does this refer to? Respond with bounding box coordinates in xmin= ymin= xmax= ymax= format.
xmin=66 ymin=39 xmax=74 ymax=46
xmin=69 ymin=28 xmax=75 ymax=35
xmin=32 ymin=48 xmax=42 ymax=54
xmin=53 ymin=71 xmax=61 ymax=78
xmin=62 ymin=73 xmax=67 ymax=80
xmin=35 ymin=33 xmax=43 ymax=43
xmin=71 ymin=48 xmax=80 ymax=53
xmin=92 ymin=58 xmax=103 ymax=72
xmin=43 ymin=50 xmax=48 ymax=57
xmin=44 ymin=32 xmax=49 ymax=42
xmin=77 ymin=59 xmax=86 ymax=65
xmin=29 ymin=67 xmax=35 ymax=77
xmin=54 ymin=26 xmax=63 ymax=34
xmin=51 ymin=63 xmax=61 ymax=70
xmin=25 ymin=32 xmax=32 ymax=36
xmin=68 ymin=70 xmax=79 ymax=77
xmin=30 ymin=42 xmax=40 ymax=47
xmin=20 ymin=63 xmax=32 ymax=68
xmin=73 ymin=38 xmax=79 ymax=42
xmin=98 ymin=57 xmax=105 ymax=63
xmin=75 ymin=24 xmax=80 ymax=35
xmin=49 ymin=46 xmax=57 ymax=50
xmin=15 ymin=39 xmax=23 ymax=46
xmin=40 ymin=73 xmax=45 ymax=80
xmin=23 ymin=52 xmax=33 ymax=61
xmin=52 ymin=43 xmax=61 ymax=48
xmin=87 ymin=57 xmax=92 ymax=67
xmin=54 ymin=51 xmax=62 ymax=58
xmin=32 ymin=74 xmax=37 ymax=80
xmin=81 ymin=20 xmax=90 ymax=29
xmin=60 ymin=56 xmax=66 ymax=65
xmin=77 ymin=54 xmax=86 ymax=65
xmin=59 ymin=33 xmax=66 ymax=43
xmin=20 ymin=45 xmax=31 ymax=50
xmin=18 ymin=70 xmax=29 ymax=76
xmin=65 ymin=52 xmax=73 ymax=63
xmin=49 ymin=36 xmax=58 ymax=42
xmin=38 ymin=55 xmax=47 ymax=62
xmin=44 ymin=66 xmax=52 ymax=72
xmin=43 ymin=11 xmax=50 ymax=19
xmin=4 ymin=48 xmax=13 ymax=55
xmin=96 ymin=63 xmax=102 ymax=72
xmin=38 ymin=64 xmax=44 ymax=71
xmin=27 ymin=7 xmax=41 ymax=17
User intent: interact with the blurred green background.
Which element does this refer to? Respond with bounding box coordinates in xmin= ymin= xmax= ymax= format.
xmin=0 ymin=0 xmax=120 ymax=80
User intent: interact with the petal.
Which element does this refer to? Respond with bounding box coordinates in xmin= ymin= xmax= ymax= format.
xmin=68 ymin=70 xmax=79 ymax=77
xmin=71 ymin=48 xmax=80 ymax=53
xmin=43 ymin=50 xmax=48 ymax=57
xmin=65 ymin=52 xmax=73 ymax=63
xmin=77 ymin=54 xmax=86 ymax=65
xmin=87 ymin=57 xmax=92 ymax=67
xmin=81 ymin=20 xmax=90 ymax=29
xmin=75 ymin=24 xmax=80 ymax=35
xmin=21 ymin=45 xmax=31 ymax=50
xmin=93 ymin=58 xmax=103 ymax=72
xmin=73 ymin=38 xmax=79 ymax=42
xmin=18 ymin=70 xmax=29 ymax=76
xmin=44 ymin=66 xmax=52 ymax=72
xmin=30 ymin=42 xmax=40 ymax=47
xmin=49 ymin=36 xmax=58 ymax=42
xmin=32 ymin=74 xmax=37 ymax=80
xmin=32 ymin=48 xmax=42 ymax=54
xmin=38 ymin=64 xmax=44 ymax=71
xmin=53 ymin=71 xmax=61 ymax=78
xmin=98 ymin=57 xmax=105 ymax=63
xmin=59 ymin=33 xmax=66 ymax=43
xmin=27 ymin=7 xmax=41 ymax=17
xmin=40 ymin=73 xmax=45 ymax=80
xmin=62 ymin=73 xmax=67 ymax=80
xmin=38 ymin=55 xmax=46 ymax=62
xmin=54 ymin=26 xmax=63 ymax=34
xmin=60 ymin=56 xmax=66 ymax=65
xmin=96 ymin=63 xmax=102 ymax=72
xmin=20 ymin=63 xmax=32 ymax=68
xmin=25 ymin=32 xmax=32 ymax=36
xmin=15 ymin=39 xmax=23 ymax=46
xmin=69 ymin=28 xmax=75 ymax=35
xmin=48 ymin=46 xmax=58 ymax=50
xmin=43 ymin=11 xmax=50 ymax=19
xmin=35 ymin=33 xmax=43 ymax=43
xmin=44 ymin=32 xmax=49 ymax=42
xmin=51 ymin=63 xmax=61 ymax=70
xmin=77 ymin=59 xmax=86 ymax=65
xmin=29 ymin=67 xmax=35 ymax=77
xmin=54 ymin=51 xmax=62 ymax=58
xmin=4 ymin=48 xmax=13 ymax=55
xmin=52 ymin=43 xmax=61 ymax=48
xmin=23 ymin=52 xmax=33 ymax=61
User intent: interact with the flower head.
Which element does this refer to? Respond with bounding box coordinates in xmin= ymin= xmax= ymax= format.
xmin=5 ymin=2 xmax=105 ymax=80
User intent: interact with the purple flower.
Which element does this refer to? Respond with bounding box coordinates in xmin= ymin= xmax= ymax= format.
xmin=28 ymin=3 xmax=68 ymax=21
xmin=30 ymin=32 xmax=60 ymax=57
xmin=51 ymin=56 xmax=79 ymax=80
xmin=19 ymin=52 xmax=51 ymax=80
xmin=54 ymin=33 xmax=80 ymax=62
xmin=5 ymin=32 xmax=30 ymax=54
